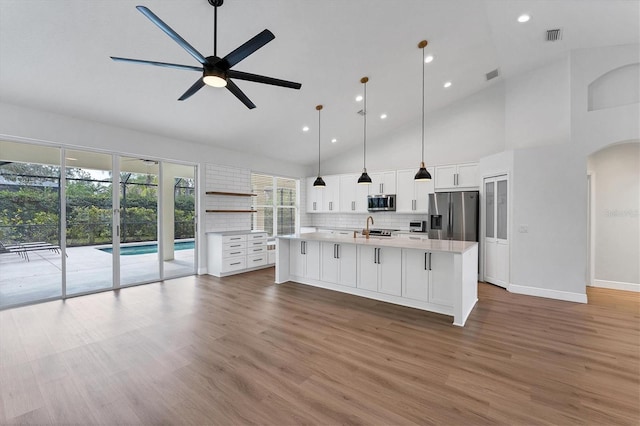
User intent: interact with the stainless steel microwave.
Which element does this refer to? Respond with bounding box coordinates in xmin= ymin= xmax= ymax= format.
xmin=367 ymin=194 xmax=396 ymax=212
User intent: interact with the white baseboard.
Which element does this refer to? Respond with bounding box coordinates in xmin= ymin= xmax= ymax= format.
xmin=508 ymin=283 xmax=588 ymax=303
xmin=197 ymin=267 xmax=208 ymax=275
xmin=592 ymin=279 xmax=640 ymax=292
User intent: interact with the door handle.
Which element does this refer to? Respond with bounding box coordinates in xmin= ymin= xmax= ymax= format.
xmin=424 ymin=252 xmax=428 ymax=270
xmin=428 ymin=252 xmax=432 ymax=271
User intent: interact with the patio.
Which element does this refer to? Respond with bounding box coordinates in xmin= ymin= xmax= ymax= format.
xmin=0 ymin=243 xmax=195 ymax=308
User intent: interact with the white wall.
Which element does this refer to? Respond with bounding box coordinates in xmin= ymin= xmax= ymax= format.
xmin=587 ymin=142 xmax=640 ymax=290
xmin=505 ymin=57 xmax=571 ymax=150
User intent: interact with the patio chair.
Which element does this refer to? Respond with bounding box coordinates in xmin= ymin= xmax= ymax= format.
xmin=0 ymin=241 xmax=62 ymax=262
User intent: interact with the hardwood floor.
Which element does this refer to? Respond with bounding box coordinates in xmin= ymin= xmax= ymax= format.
xmin=1 ymin=268 xmax=638 ymax=425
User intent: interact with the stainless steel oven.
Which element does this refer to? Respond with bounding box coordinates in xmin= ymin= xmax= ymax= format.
xmin=367 ymin=194 xmax=396 ymax=212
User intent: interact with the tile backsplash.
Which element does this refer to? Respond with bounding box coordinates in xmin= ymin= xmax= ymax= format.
xmin=308 ymin=212 xmax=428 ymax=231
xmin=204 ymin=163 xmax=252 ymax=233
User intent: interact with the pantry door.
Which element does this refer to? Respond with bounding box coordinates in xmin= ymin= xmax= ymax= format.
xmin=484 ymin=175 xmax=509 ymax=288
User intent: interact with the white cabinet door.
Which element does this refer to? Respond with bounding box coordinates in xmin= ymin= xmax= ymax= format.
xmin=320 ymin=242 xmax=339 ymax=283
xmin=290 ymin=240 xmax=305 ymax=277
xmin=338 ymin=244 xmax=357 ymax=287
xmin=396 ymin=169 xmax=415 ymax=213
xmin=402 ymin=249 xmax=429 ymax=301
xmin=414 ymin=167 xmax=434 ymax=212
xmin=305 ymin=241 xmax=320 ymax=280
xmin=397 ymin=168 xmax=434 ymax=213
xmin=339 ymin=174 xmax=369 ymax=213
xmin=370 ymin=171 xmax=396 ymax=195
xmin=357 ymin=245 xmax=378 ymax=291
xmin=456 ymin=163 xmax=479 ymax=188
xmin=434 ymin=165 xmax=457 ymax=190
xmin=321 ymin=175 xmax=340 ymax=212
xmin=429 ymin=251 xmax=454 ymax=306
xmin=378 ymin=247 xmax=402 ymax=296
xmin=306 ymin=178 xmax=323 ymax=213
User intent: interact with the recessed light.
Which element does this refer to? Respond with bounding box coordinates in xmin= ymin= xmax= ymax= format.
xmin=443 ymin=81 xmax=452 ymax=88
xmin=331 ymin=138 xmax=337 ymax=143
xmin=302 ymin=126 xmax=309 ymax=132
xmin=424 ymin=55 xmax=434 ymax=63
xmin=517 ymin=14 xmax=530 ymax=23
xmin=355 ymin=95 xmax=363 ymax=102
xmin=380 ymin=113 xmax=387 ymax=119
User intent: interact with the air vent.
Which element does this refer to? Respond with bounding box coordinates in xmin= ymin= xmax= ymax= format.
xmin=485 ymin=68 xmax=500 ymax=81
xmin=546 ymin=28 xmax=562 ymax=42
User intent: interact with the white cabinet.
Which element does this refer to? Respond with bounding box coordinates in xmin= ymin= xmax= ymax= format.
xmin=434 ymin=163 xmax=479 ymax=191
xmin=369 ymin=171 xmax=396 ymax=195
xmin=396 ymin=168 xmax=435 ymax=213
xmin=402 ymin=249 xmax=454 ymax=306
xmin=339 ymin=174 xmax=369 ymax=213
xmin=320 ymin=242 xmax=357 ymax=287
xmin=289 ymin=240 xmax=320 ymax=280
xmin=207 ymin=232 xmax=268 ymax=277
xmin=307 ymin=175 xmax=339 ymax=212
xmin=357 ymin=245 xmax=402 ymax=295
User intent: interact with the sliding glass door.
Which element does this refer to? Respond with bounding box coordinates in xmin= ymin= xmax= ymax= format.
xmin=119 ymin=157 xmax=160 ymax=286
xmin=65 ymin=150 xmax=114 ymax=295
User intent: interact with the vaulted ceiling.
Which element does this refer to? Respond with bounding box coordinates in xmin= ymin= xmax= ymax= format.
xmin=0 ymin=0 xmax=638 ymax=166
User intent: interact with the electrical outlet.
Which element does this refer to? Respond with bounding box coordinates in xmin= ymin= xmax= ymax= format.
xmin=518 ymin=225 xmax=529 ymax=233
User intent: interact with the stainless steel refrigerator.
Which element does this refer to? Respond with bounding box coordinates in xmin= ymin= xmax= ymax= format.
xmin=427 ymin=191 xmax=479 ymax=241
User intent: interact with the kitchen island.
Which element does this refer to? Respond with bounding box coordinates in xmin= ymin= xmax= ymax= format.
xmin=276 ymin=232 xmax=478 ymax=326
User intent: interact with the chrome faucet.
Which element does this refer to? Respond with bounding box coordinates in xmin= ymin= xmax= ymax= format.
xmin=365 ymin=216 xmax=374 ymax=239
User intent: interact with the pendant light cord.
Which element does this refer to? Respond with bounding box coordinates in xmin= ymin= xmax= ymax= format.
xmin=363 ymin=80 xmax=367 ymax=169
xmin=213 ymin=4 xmax=218 ymax=57
xmin=318 ymin=107 xmax=321 ymax=175
xmin=421 ymin=46 xmax=425 ymax=162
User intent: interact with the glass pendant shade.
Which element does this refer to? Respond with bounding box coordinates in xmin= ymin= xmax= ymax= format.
xmin=414 ymin=162 xmax=432 ymax=181
xmin=358 ymin=168 xmax=372 ymax=184
xmin=313 ymin=176 xmax=326 ymax=187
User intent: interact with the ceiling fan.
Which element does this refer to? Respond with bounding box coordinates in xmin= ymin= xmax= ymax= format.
xmin=110 ymin=0 xmax=302 ymax=109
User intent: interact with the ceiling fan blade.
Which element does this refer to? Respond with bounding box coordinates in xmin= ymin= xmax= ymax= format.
xmin=178 ymin=78 xmax=206 ymax=101
xmin=136 ymin=6 xmax=206 ymax=65
xmin=228 ymin=70 xmax=301 ymax=89
xmin=226 ymin=80 xmax=256 ymax=109
xmin=222 ymin=29 xmax=275 ymax=69
xmin=111 ymin=57 xmax=203 ymax=72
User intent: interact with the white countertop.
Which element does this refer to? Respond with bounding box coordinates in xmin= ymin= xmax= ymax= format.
xmin=277 ymin=232 xmax=477 ymax=254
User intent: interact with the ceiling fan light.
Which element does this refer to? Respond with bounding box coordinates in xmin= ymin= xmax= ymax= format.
xmin=203 ymin=74 xmax=227 ymax=87
xmin=358 ymin=169 xmax=372 ymax=184
xmin=313 ymin=176 xmax=326 ymax=187
xmin=415 ymin=162 xmax=432 ymax=181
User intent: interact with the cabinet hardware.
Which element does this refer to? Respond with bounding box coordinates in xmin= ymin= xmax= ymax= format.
xmin=380 ymin=183 xmax=383 ymax=193
xmin=424 ymin=252 xmax=428 ymax=270
xmin=428 ymin=252 xmax=432 ymax=271
xmin=230 ymin=244 xmax=241 ymax=248
xmin=373 ymin=248 xmax=377 ymax=264
xmin=230 ymin=262 xmax=241 ymax=266
xmin=352 ymin=201 xmax=355 ymax=211
xmin=253 ymin=258 xmax=262 ymax=262
xmin=329 ymin=201 xmax=333 ymax=211
xmin=230 ymin=237 xmax=242 ymax=240
xmin=253 ymin=248 xmax=261 ymax=252
xmin=313 ymin=201 xmax=317 ymax=210
xmin=230 ymin=252 xmax=241 ymax=255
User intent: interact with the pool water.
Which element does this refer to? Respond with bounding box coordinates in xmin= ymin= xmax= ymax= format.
xmin=98 ymin=241 xmax=194 ymax=255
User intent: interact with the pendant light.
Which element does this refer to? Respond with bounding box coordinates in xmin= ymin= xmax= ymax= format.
xmin=358 ymin=76 xmax=372 ymax=185
xmin=313 ymin=104 xmax=326 ymax=187
xmin=415 ymin=40 xmax=432 ymax=181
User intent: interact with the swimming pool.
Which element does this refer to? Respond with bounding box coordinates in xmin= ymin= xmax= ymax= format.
xmin=98 ymin=241 xmax=194 ymax=255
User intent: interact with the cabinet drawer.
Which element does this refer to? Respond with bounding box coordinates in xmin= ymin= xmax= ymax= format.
xmin=247 ymin=253 xmax=267 ymax=267
xmin=221 ymin=257 xmax=246 ymax=272
xmin=223 ymin=248 xmax=246 ymax=258
xmin=247 ymin=240 xmax=266 ymax=248
xmin=222 ymin=235 xmax=247 ymax=244
xmin=247 ymin=246 xmax=266 ymax=254
xmin=223 ymin=241 xmax=246 ymax=250
xmin=248 ymin=233 xmax=267 ymax=241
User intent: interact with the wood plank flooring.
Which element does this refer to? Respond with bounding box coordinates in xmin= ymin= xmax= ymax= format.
xmin=1 ymin=268 xmax=638 ymax=425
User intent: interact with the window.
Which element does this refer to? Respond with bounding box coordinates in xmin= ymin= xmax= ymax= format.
xmin=251 ymin=173 xmax=297 ymax=237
